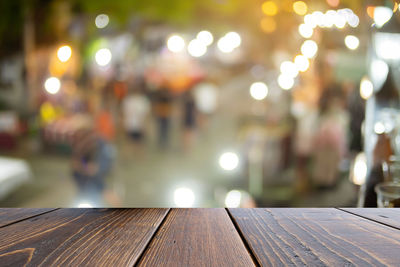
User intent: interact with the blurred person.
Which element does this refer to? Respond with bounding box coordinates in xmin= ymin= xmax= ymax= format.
xmin=122 ymin=88 xmax=151 ymax=152
xmin=312 ymin=88 xmax=349 ymax=188
xmin=95 ymin=99 xmax=115 ymax=143
xmin=193 ymin=80 xmax=218 ymax=130
xmin=294 ymin=106 xmax=318 ymax=194
xmin=71 ymin=120 xmax=114 ymax=206
xmin=153 ymin=89 xmax=173 ymax=149
xmin=182 ymin=90 xmax=197 ymax=151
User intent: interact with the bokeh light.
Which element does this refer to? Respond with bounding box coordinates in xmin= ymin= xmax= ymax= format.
xmin=298 ymin=23 xmax=313 ymax=38
xmin=225 ymin=190 xmax=242 ymax=207
xmin=294 ymin=55 xmax=310 ymax=72
xmin=217 ymin=37 xmax=234 ymax=53
xmin=250 ymin=82 xmax=268 ymax=100
xmin=196 ymin=30 xmax=213 ymax=46
xmin=187 ymin=39 xmax=207 ymax=57
xmin=174 ymin=187 xmax=195 ymax=207
xmin=373 ymin=7 xmax=393 ymax=28
xmin=219 ymin=152 xmax=239 ymax=171
xmin=352 ymin=153 xmax=367 ymax=186
xmin=360 ymin=76 xmax=373 ymax=100
xmin=278 ymin=74 xmax=294 ymax=90
xmin=95 ymin=14 xmax=109 ymax=29
xmin=77 ymin=202 xmax=93 ymax=208
xmin=301 ymin=40 xmax=318 ymax=58
xmin=57 ymin=45 xmax=72 ymax=62
xmin=262 ymin=1 xmax=278 ymax=16
xmin=95 ymin=48 xmax=112 ymax=66
xmin=280 ymin=61 xmax=299 ymax=78
xmin=304 ymin=14 xmax=317 ymax=28
xmin=167 ymin=34 xmax=185 ymax=53
xmin=293 ymin=1 xmax=308 ymax=16
xmin=374 ymin=121 xmax=385 ymax=134
xmin=334 ymin=12 xmax=347 ymax=28
xmin=225 ymin=32 xmax=241 ymax=48
xmin=260 ymin=17 xmax=277 ymax=33
xmin=344 ymin=35 xmax=359 ymax=50
xmin=44 ymin=77 xmax=61 ymax=94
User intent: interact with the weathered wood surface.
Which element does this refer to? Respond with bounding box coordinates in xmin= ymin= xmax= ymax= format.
xmin=0 ymin=208 xmax=56 ymax=228
xmin=137 ymin=208 xmax=255 ymax=267
xmin=0 ymin=208 xmax=168 ymax=266
xmin=229 ymin=208 xmax=400 ymax=266
xmin=1 ymin=208 xmax=400 ymax=267
xmin=340 ymin=208 xmax=400 ymax=230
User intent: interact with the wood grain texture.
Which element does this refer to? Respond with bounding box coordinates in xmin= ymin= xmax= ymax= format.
xmin=229 ymin=208 xmax=400 ymax=266
xmin=137 ymin=208 xmax=256 ymax=267
xmin=0 ymin=208 xmax=56 ymax=228
xmin=340 ymin=208 xmax=400 ymax=230
xmin=0 ymin=208 xmax=168 ymax=266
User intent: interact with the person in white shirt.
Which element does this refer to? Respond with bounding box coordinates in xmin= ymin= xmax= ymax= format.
xmin=122 ymin=90 xmax=151 ymax=143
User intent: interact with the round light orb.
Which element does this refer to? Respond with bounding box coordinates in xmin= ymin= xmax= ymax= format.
xmin=262 ymin=1 xmax=278 ymax=16
xmin=57 ymin=45 xmax=72 ymax=62
xmin=334 ymin=13 xmax=347 ymax=28
xmin=225 ymin=32 xmax=241 ymax=48
xmin=352 ymin=153 xmax=367 ymax=185
xmin=360 ymin=76 xmax=373 ymax=100
xmin=225 ymin=190 xmax=242 ymax=208
xmin=293 ymin=1 xmax=308 ymax=16
xmin=344 ymin=35 xmax=359 ymax=50
xmin=95 ymin=48 xmax=112 ymax=66
xmin=196 ymin=30 xmax=213 ymax=46
xmin=174 ymin=187 xmax=195 ymax=207
xmin=95 ymin=14 xmax=109 ymax=29
xmin=280 ymin=61 xmax=299 ymax=78
xmin=167 ymin=35 xmax=185 ymax=53
xmin=188 ymin=39 xmax=207 ymax=57
xmin=304 ymin=14 xmax=317 ymax=28
xmin=374 ymin=6 xmax=393 ymax=28
xmin=294 ymin=55 xmax=310 ymax=72
xmin=44 ymin=77 xmax=61 ymax=94
xmin=217 ymin=37 xmax=234 ymax=53
xmin=250 ymin=82 xmax=268 ymax=100
xmin=301 ymin=40 xmax=318 ymax=58
xmin=347 ymin=14 xmax=360 ymax=28
xmin=374 ymin=122 xmax=385 ymax=134
xmin=219 ymin=152 xmax=239 ymax=171
xmin=298 ymin=23 xmax=313 ymax=38
xmin=278 ymin=74 xmax=294 ymax=90
xmin=260 ymin=17 xmax=277 ymax=33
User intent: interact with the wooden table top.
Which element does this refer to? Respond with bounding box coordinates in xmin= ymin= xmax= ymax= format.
xmin=0 ymin=208 xmax=399 ymax=266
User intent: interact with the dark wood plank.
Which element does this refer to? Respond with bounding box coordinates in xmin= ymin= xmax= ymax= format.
xmin=0 ymin=208 xmax=56 ymax=228
xmin=137 ymin=208 xmax=256 ymax=267
xmin=340 ymin=208 xmax=400 ymax=230
xmin=229 ymin=208 xmax=400 ymax=266
xmin=0 ymin=208 xmax=168 ymax=266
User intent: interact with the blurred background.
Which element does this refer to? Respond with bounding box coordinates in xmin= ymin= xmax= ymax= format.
xmin=0 ymin=0 xmax=399 ymax=208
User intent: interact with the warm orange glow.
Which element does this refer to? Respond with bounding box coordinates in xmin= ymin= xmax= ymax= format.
xmin=293 ymin=1 xmax=308 ymax=16
xmin=367 ymin=6 xmax=375 ymax=18
xmin=326 ymin=0 xmax=340 ymax=8
xmin=260 ymin=17 xmax=277 ymax=33
xmin=262 ymin=1 xmax=278 ymax=16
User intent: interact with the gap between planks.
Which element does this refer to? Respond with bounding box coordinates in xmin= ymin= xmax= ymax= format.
xmin=0 ymin=208 xmax=59 ymax=229
xmin=225 ymin=208 xmax=261 ymax=267
xmin=336 ymin=207 xmax=400 ymax=231
xmin=133 ymin=208 xmax=172 ymax=267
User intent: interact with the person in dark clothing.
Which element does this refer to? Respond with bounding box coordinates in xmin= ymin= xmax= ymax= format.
xmin=182 ymin=91 xmax=197 ymax=151
xmin=153 ymin=90 xmax=173 ymax=149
